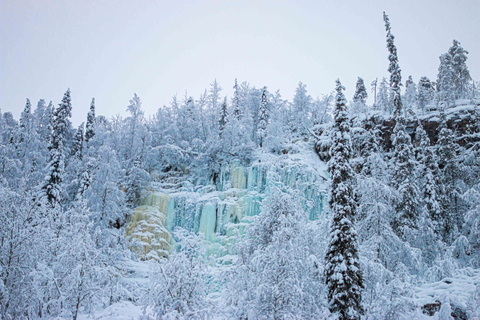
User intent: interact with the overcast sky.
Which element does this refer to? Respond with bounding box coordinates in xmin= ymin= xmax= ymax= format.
xmin=1 ymin=0 xmax=479 ymax=125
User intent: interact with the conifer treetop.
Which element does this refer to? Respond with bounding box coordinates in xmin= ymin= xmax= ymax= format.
xmin=383 ymin=12 xmax=403 ymax=118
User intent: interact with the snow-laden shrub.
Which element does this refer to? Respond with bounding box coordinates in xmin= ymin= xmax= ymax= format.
xmin=223 ymin=186 xmax=328 ymax=319
xmin=148 ymin=228 xmax=213 ymax=319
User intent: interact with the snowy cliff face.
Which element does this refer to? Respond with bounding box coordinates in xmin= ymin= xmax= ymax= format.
xmin=126 ymin=143 xmax=328 ymax=260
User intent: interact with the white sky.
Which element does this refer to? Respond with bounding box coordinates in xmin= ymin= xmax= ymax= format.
xmin=1 ymin=0 xmax=479 ymax=125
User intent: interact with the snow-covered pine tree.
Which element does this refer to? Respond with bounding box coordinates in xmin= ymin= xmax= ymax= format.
xmin=436 ymin=110 xmax=463 ymax=243
xmin=208 ymin=79 xmax=222 ymax=133
xmin=417 ymin=76 xmax=434 ymax=113
xmin=125 ymin=93 xmax=145 ymax=161
xmin=196 ymin=90 xmax=209 ymax=141
xmin=124 ymin=157 xmax=150 ymax=208
xmin=415 ymin=123 xmax=441 ymax=223
xmin=17 ymin=98 xmax=39 ymax=175
xmin=371 ymin=78 xmax=378 ymax=108
xmin=404 ymin=76 xmax=417 ymax=116
xmin=384 ymin=12 xmax=420 ymax=239
xmin=71 ymin=123 xmax=84 ymax=159
xmin=414 ymin=122 xmax=442 ymax=263
xmin=63 ymin=122 xmax=85 ymax=202
xmin=232 ymin=78 xmax=242 ymax=120
xmin=351 ymin=77 xmax=368 ymax=117
xmin=325 ymin=79 xmax=364 ymax=320
xmin=353 ymin=77 xmax=368 ymax=105
xmin=84 ymin=146 xmax=126 ymax=228
xmin=448 ymin=40 xmax=471 ymax=99
xmin=180 ymin=95 xmax=201 ymax=143
xmin=257 ymin=86 xmax=269 ymax=147
xmin=18 ymin=98 xmax=33 ymax=144
xmin=290 ymin=82 xmax=312 ymax=135
xmin=376 ymin=77 xmax=390 ymax=113
xmin=391 ymin=107 xmax=420 ymax=240
xmin=264 ymin=90 xmax=288 ymax=153
xmin=85 ymin=98 xmax=95 ymax=144
xmin=437 ymin=53 xmax=455 ymax=108
xmin=35 ymin=100 xmax=54 ymax=143
xmin=218 ymin=97 xmax=228 ymax=137
xmin=384 ymin=12 xmax=402 ymax=118
xmin=41 ymin=89 xmax=72 ymax=208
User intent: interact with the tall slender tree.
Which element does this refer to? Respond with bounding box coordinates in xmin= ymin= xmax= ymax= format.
xmin=384 ymin=12 xmax=419 ymax=238
xmin=257 ymin=86 xmax=269 ymax=147
xmin=436 ymin=110 xmax=462 ymax=243
xmin=437 ymin=53 xmax=455 ymax=108
xmin=325 ymin=79 xmax=364 ymax=320
xmin=85 ymin=98 xmax=95 ymax=144
xmin=232 ymin=78 xmax=242 ymax=120
xmin=41 ymin=89 xmax=72 ymax=208
xmin=383 ymin=12 xmax=402 ymax=118
xmin=448 ymin=40 xmax=471 ymax=99
xmin=218 ymin=97 xmax=228 ymax=137
xmin=376 ymin=77 xmax=390 ymax=113
xmin=404 ymin=75 xmax=417 ymax=116
xmin=71 ymin=123 xmax=84 ymax=159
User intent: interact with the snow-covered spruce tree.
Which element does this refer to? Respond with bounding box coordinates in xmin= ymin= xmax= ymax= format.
xmin=370 ymin=78 xmax=378 ymax=108
xmin=417 ymin=76 xmax=434 ymax=113
xmin=264 ymin=90 xmax=288 ymax=153
xmin=71 ymin=123 xmax=84 ymax=159
xmin=257 ymin=86 xmax=269 ymax=147
xmin=353 ymin=77 xmax=368 ymax=105
xmin=354 ymin=126 xmax=415 ymax=318
xmin=124 ymin=93 xmax=145 ymax=161
xmin=383 ymin=12 xmax=402 ymax=118
xmin=18 ymin=98 xmax=33 ymax=145
xmin=17 ymin=98 xmax=43 ymax=181
xmin=390 ymin=109 xmax=420 ymax=240
xmin=436 ymin=110 xmax=463 ymax=243
xmin=85 ymin=98 xmax=95 ymax=144
xmin=41 ymin=88 xmax=72 ymax=208
xmin=437 ymin=52 xmax=455 ymax=108
xmin=448 ymin=39 xmax=471 ymax=99
xmin=218 ymin=97 xmax=228 ymax=138
xmin=124 ymin=157 xmax=150 ymax=208
xmin=207 ymin=79 xmax=222 ymax=134
xmin=84 ymin=146 xmax=126 ymax=228
xmin=196 ymin=89 xmax=209 ymax=142
xmin=291 ymin=81 xmax=312 ymax=135
xmin=376 ymin=77 xmax=390 ymax=114
xmin=232 ymin=78 xmax=242 ymax=120
xmin=176 ymin=94 xmax=201 ymax=143
xmin=33 ymin=99 xmax=50 ymax=141
xmin=414 ymin=122 xmax=442 ymax=263
xmin=403 ymin=75 xmax=417 ymax=116
xmin=462 ymin=141 xmax=480 ymax=267
xmin=325 ymin=79 xmax=364 ymax=320
xmin=65 ymin=123 xmax=85 ymax=202
xmin=351 ymin=77 xmax=368 ymax=117
xmin=384 ymin=12 xmax=420 ymax=239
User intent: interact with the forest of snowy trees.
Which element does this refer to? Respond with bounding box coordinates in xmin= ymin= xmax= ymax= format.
xmin=1 ymin=12 xmax=480 ymax=320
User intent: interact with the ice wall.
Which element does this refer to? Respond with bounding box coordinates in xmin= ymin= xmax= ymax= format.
xmin=126 ymin=147 xmax=329 ymax=260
